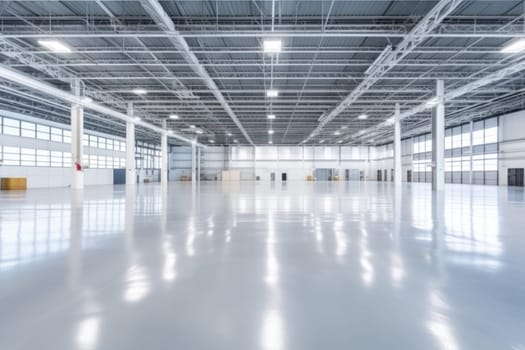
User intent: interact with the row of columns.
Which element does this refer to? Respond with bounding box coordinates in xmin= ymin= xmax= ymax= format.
xmin=394 ymin=79 xmax=445 ymax=191
xmin=69 ymin=94 xmax=194 ymax=190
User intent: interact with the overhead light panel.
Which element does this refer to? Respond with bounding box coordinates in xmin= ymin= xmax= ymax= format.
xmin=132 ymin=88 xmax=147 ymax=95
xmin=169 ymin=114 xmax=179 ymax=119
xmin=209 ymin=140 xmax=215 ymax=143
xmin=266 ymin=89 xmax=279 ymax=97
xmin=227 ymin=132 xmax=232 ymax=137
xmin=196 ymin=130 xmax=203 ymax=134
xmin=267 ymin=114 xmax=276 ymax=120
xmin=263 ymin=39 xmax=282 ymax=53
xmin=190 ymin=125 xmax=196 ymax=129
xmin=319 ymin=140 xmax=325 ymax=144
xmin=501 ymin=39 xmax=525 ymax=53
xmin=357 ymin=114 xmax=368 ymax=120
xmin=234 ymin=139 xmax=238 ymax=143
xmin=268 ymin=130 xmax=275 ymax=135
xmin=268 ymin=141 xmax=273 ymax=144
xmin=38 ymin=40 xmax=72 ymax=53
xmin=334 ymin=131 xmax=341 ymax=136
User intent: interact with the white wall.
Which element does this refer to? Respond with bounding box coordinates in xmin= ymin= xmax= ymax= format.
xmin=0 ymin=166 xmax=113 ymax=188
xmin=0 ymin=110 xmax=125 ymax=188
xmin=170 ymin=145 xmax=371 ymax=181
xmin=498 ymin=110 xmax=525 ymax=185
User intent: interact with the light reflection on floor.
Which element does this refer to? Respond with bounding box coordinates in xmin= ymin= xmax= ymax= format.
xmin=0 ymin=181 xmax=524 ymax=350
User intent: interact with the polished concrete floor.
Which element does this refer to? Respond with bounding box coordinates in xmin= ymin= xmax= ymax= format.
xmin=0 ymin=181 xmax=524 ymax=350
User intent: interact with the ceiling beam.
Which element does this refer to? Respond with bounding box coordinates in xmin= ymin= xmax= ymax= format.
xmin=138 ymin=0 xmax=254 ymax=146
xmin=303 ymin=0 xmax=465 ymax=143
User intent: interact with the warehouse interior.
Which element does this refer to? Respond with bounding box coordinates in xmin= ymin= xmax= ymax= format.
xmin=1 ymin=1 xmax=525 ymax=349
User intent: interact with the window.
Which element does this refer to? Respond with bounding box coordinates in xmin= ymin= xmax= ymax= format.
xmin=3 ymin=146 xmax=20 ymax=165
xmin=36 ymin=124 xmax=50 ymax=140
xmin=50 ymin=127 xmax=63 ymax=143
xmin=36 ymin=150 xmax=50 ymax=167
xmin=50 ymin=151 xmax=63 ymax=167
xmin=21 ymin=121 xmax=36 ymax=138
xmin=21 ymin=148 xmax=35 ymax=166
xmin=63 ymin=130 xmax=71 ymax=144
xmin=3 ymin=117 xmax=20 ymax=136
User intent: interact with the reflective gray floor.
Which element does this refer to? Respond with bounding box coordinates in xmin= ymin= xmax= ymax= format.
xmin=1 ymin=181 xmax=524 ymax=350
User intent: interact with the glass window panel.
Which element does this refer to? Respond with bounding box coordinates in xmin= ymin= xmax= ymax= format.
xmin=3 ymin=118 xmax=20 ymax=136
xmin=36 ymin=124 xmax=50 ymax=140
xmin=89 ymin=135 xmax=97 ymax=148
xmin=63 ymin=130 xmax=71 ymax=144
xmin=20 ymin=148 xmax=36 ymax=166
xmin=83 ymin=134 xmax=89 ymax=146
xmin=89 ymin=154 xmax=97 ymax=168
xmin=21 ymin=121 xmax=36 ymax=138
xmin=63 ymin=152 xmax=71 ymax=167
xmin=50 ymin=127 xmax=63 ymax=142
xmin=473 ymin=121 xmax=484 ymax=145
xmin=98 ymin=137 xmax=106 ymax=149
xmin=50 ymin=151 xmax=62 ymax=167
xmin=36 ymin=149 xmax=50 ymax=166
xmin=484 ymin=127 xmax=497 ymax=144
xmin=3 ymin=146 xmax=20 ymax=165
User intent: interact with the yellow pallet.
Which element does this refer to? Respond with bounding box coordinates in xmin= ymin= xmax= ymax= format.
xmin=1 ymin=177 xmax=27 ymax=190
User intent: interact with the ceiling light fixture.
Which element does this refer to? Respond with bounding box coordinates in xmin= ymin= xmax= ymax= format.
xmin=234 ymin=139 xmax=238 ymax=143
xmin=268 ymin=140 xmax=273 ymax=144
xmin=169 ymin=114 xmax=179 ymax=119
xmin=190 ymin=125 xmax=196 ymax=129
xmin=334 ymin=131 xmax=341 ymax=136
xmin=227 ymin=132 xmax=232 ymax=137
xmin=263 ymin=39 xmax=282 ymax=53
xmin=357 ymin=114 xmax=368 ymax=120
xmin=268 ymin=130 xmax=275 ymax=135
xmin=266 ymin=89 xmax=279 ymax=97
xmin=267 ymin=114 xmax=276 ymax=120
xmin=319 ymin=140 xmax=325 ymax=144
xmin=501 ymin=39 xmax=525 ymax=53
xmin=132 ymin=88 xmax=147 ymax=95
xmin=134 ymin=117 xmax=141 ymax=122
xmin=81 ymin=97 xmax=92 ymax=103
xmin=38 ymin=40 xmax=72 ymax=53
xmin=209 ymin=140 xmax=215 ymax=143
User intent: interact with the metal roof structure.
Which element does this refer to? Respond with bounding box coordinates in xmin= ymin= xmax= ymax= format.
xmin=1 ymin=0 xmax=525 ymax=145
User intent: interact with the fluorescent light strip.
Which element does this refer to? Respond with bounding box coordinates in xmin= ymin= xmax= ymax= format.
xmin=38 ymin=40 xmax=72 ymax=53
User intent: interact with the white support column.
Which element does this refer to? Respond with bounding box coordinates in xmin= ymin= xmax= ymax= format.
xmin=469 ymin=120 xmax=474 ymax=185
xmin=126 ymin=102 xmax=136 ymax=186
xmin=70 ymin=79 xmax=84 ymax=190
xmin=432 ymin=80 xmax=445 ymax=191
xmin=394 ymin=103 xmax=402 ymax=186
xmin=160 ymin=119 xmax=168 ymax=185
xmin=191 ymin=143 xmax=196 ymax=183
xmin=197 ymin=147 xmax=201 ymax=182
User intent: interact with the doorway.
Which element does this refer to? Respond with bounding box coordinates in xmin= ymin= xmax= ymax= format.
xmin=508 ymin=168 xmax=524 ymax=187
xmin=384 ymin=169 xmax=388 ymax=182
xmin=377 ymin=170 xmax=382 ymax=181
xmin=407 ymin=170 xmax=412 ymax=183
xmin=270 ymin=172 xmax=275 ymax=181
xmin=281 ymin=172 xmax=287 ymax=181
